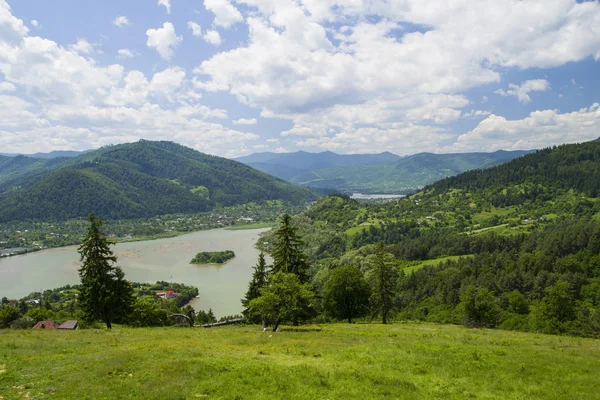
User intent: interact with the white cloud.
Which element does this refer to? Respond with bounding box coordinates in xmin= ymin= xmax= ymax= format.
xmin=0 ymin=81 xmax=16 ymax=91
xmin=233 ymin=118 xmax=257 ymax=125
xmin=69 ymin=39 xmax=94 ymax=55
xmin=117 ymin=48 xmax=137 ymax=59
xmin=31 ymin=20 xmax=38 ymax=28
xmin=146 ymin=22 xmax=182 ymax=61
xmin=149 ymin=67 xmax=186 ymax=100
xmin=158 ymin=0 xmax=171 ymax=14
xmin=203 ymin=29 xmax=221 ymax=46
xmin=462 ymin=109 xmax=492 ymax=119
xmin=0 ymin=0 xmax=29 ymax=44
xmin=495 ymin=79 xmax=551 ymax=104
xmin=113 ymin=16 xmax=130 ymax=27
xmin=188 ymin=21 xmax=202 ymax=37
xmin=203 ymin=0 xmax=243 ymax=29
xmin=452 ymin=103 xmax=600 ymax=152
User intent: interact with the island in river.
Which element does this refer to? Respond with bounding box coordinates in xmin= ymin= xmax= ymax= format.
xmin=190 ymin=250 xmax=235 ymax=264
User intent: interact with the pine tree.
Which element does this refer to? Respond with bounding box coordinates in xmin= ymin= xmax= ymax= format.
xmin=271 ymin=214 xmax=309 ymax=282
xmin=242 ymin=252 xmax=269 ymax=322
xmin=370 ymin=243 xmax=398 ymax=324
xmin=78 ymin=214 xmax=134 ymax=329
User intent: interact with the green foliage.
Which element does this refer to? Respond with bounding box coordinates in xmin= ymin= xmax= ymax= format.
xmin=323 ymin=265 xmax=371 ymax=323
xmin=190 ymin=250 xmax=235 ymax=264
xmin=0 ymin=140 xmax=315 ymax=222
xmin=248 ymin=272 xmax=315 ymax=331
xmin=0 ymin=305 xmax=21 ymax=328
xmin=77 ymin=214 xmax=134 ymax=329
xmin=129 ymin=297 xmax=170 ymax=327
xmin=459 ymin=286 xmax=501 ymax=328
xmin=369 ymin=244 xmax=398 ymax=324
xmin=195 ymin=308 xmax=217 ymax=325
xmin=271 ymin=214 xmax=310 ymax=282
xmin=241 ymin=253 xmax=269 ymax=323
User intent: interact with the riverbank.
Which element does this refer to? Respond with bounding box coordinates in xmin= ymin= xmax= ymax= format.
xmin=1 ymin=323 xmax=597 ymax=399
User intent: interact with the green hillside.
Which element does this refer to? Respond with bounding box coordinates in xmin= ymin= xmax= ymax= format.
xmin=1 ymin=324 xmax=598 ymax=399
xmin=257 ymin=139 xmax=600 ymax=337
xmin=0 ymin=141 xmax=315 ymax=222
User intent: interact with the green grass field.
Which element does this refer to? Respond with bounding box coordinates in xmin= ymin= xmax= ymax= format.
xmin=1 ymin=323 xmax=598 ymax=399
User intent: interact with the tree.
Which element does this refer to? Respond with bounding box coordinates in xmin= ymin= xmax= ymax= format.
xmin=369 ymin=244 xmax=398 ymax=324
xmin=242 ymin=252 xmax=269 ymax=324
xmin=248 ymin=272 xmax=315 ymax=331
xmin=0 ymin=305 xmax=22 ymax=328
xmin=459 ymin=286 xmax=500 ymax=328
xmin=78 ymin=214 xmax=134 ymax=329
xmin=129 ymin=297 xmax=169 ymax=327
xmin=323 ymin=266 xmax=371 ymax=323
xmin=271 ymin=214 xmax=310 ymax=282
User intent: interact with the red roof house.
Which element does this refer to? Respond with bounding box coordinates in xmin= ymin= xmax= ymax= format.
xmin=33 ymin=320 xmax=60 ymax=329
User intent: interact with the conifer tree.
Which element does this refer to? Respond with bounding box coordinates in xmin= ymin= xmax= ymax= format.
xmin=78 ymin=214 xmax=134 ymax=329
xmin=242 ymin=252 xmax=269 ymax=321
xmin=271 ymin=214 xmax=309 ymax=282
xmin=370 ymin=243 xmax=398 ymax=324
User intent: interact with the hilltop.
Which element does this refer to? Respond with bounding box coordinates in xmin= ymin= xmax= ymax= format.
xmin=0 ymin=324 xmax=597 ymax=399
xmin=236 ymin=149 xmax=529 ymax=193
xmin=0 ymin=141 xmax=315 ymax=222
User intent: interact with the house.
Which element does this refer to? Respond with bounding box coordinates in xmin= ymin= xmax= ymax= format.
xmin=33 ymin=320 xmax=59 ymax=329
xmin=156 ymin=290 xmax=179 ymax=299
xmin=58 ymin=320 xmax=78 ymax=330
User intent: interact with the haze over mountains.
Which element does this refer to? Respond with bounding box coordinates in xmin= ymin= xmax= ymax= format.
xmin=236 ymin=150 xmax=531 ymax=193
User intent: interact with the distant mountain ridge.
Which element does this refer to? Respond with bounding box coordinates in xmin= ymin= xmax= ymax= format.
xmin=0 ymin=150 xmax=90 ymax=159
xmin=0 ymin=141 xmax=315 ymax=223
xmin=236 ymin=149 xmax=531 ymax=193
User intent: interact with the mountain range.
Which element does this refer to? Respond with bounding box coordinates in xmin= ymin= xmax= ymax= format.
xmin=236 ymin=150 xmax=531 ymax=193
xmin=0 ymin=141 xmax=314 ymax=223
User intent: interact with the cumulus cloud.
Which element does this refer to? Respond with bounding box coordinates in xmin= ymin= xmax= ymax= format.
xmin=31 ymin=20 xmax=38 ymax=28
xmin=0 ymin=3 xmax=257 ymax=157
xmin=0 ymin=81 xmax=16 ymax=91
xmin=146 ymin=22 xmax=182 ymax=61
xmin=203 ymin=29 xmax=221 ymax=46
xmin=158 ymin=0 xmax=171 ymax=14
xmin=462 ymin=109 xmax=492 ymax=119
xmin=188 ymin=21 xmax=202 ymax=37
xmin=495 ymin=79 xmax=551 ymax=104
xmin=69 ymin=39 xmax=94 ymax=55
xmin=113 ymin=16 xmax=129 ymax=27
xmin=203 ymin=0 xmax=243 ymax=28
xmin=117 ymin=48 xmax=137 ymax=59
xmin=452 ymin=103 xmax=600 ymax=152
xmin=233 ymin=118 xmax=257 ymax=125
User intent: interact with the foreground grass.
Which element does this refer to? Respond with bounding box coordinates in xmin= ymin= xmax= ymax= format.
xmin=1 ymin=323 xmax=599 ymax=399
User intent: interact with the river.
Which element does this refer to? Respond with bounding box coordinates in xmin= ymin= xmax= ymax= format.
xmin=0 ymin=228 xmax=270 ymax=317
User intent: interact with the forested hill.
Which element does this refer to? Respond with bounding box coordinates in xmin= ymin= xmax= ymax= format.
xmin=0 ymin=140 xmax=315 ymax=222
xmin=429 ymin=140 xmax=600 ymax=196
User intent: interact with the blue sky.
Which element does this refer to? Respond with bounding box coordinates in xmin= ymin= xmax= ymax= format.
xmin=0 ymin=0 xmax=599 ymax=157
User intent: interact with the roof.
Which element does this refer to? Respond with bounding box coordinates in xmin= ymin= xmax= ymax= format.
xmin=33 ymin=320 xmax=60 ymax=329
xmin=58 ymin=320 xmax=78 ymax=330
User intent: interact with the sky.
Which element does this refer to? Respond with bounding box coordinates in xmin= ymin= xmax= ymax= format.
xmin=0 ymin=0 xmax=599 ymax=158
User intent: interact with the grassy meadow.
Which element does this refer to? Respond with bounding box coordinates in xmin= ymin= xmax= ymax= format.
xmin=1 ymin=323 xmax=599 ymax=400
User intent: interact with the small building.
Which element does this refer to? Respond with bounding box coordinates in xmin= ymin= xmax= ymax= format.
xmin=33 ymin=320 xmax=59 ymax=329
xmin=156 ymin=290 xmax=179 ymax=299
xmin=58 ymin=320 xmax=78 ymax=330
